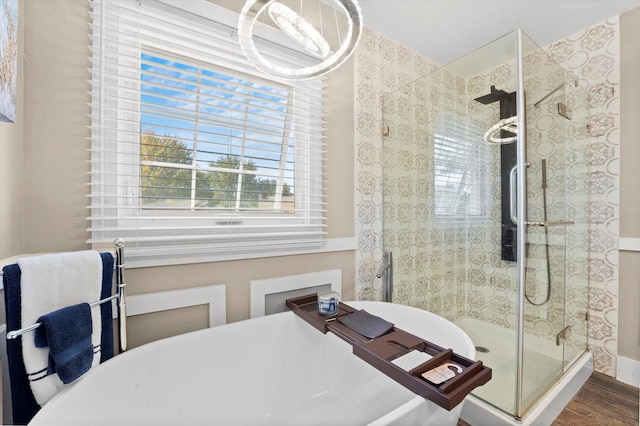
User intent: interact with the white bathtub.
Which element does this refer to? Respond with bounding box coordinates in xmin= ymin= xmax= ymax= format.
xmin=30 ymin=301 xmax=475 ymax=425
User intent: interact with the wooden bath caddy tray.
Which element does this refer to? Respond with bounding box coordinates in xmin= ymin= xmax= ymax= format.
xmin=286 ymin=294 xmax=492 ymax=411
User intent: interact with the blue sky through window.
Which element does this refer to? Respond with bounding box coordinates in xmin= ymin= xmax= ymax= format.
xmin=139 ymin=52 xmax=297 ymax=209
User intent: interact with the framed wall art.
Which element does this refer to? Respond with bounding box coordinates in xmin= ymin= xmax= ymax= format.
xmin=0 ymin=0 xmax=17 ymax=123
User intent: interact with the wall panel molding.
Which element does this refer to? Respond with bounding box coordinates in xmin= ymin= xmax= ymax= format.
xmin=619 ymin=238 xmax=640 ymax=251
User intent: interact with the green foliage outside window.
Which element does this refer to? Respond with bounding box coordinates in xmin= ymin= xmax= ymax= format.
xmin=140 ymin=131 xmax=291 ymax=209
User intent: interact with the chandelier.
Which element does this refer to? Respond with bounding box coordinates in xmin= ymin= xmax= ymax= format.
xmin=238 ymin=0 xmax=363 ymax=80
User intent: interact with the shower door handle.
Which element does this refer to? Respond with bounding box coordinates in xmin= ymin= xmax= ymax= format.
xmin=509 ymin=165 xmax=518 ymax=225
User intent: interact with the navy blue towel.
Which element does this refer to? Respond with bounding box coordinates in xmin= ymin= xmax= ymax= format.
xmin=34 ymin=303 xmax=94 ymax=384
xmin=3 ymin=252 xmax=115 ymax=425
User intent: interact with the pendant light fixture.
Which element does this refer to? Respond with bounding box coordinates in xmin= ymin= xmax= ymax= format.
xmin=483 ymin=116 xmax=518 ymax=145
xmin=238 ymin=0 xmax=363 ymax=80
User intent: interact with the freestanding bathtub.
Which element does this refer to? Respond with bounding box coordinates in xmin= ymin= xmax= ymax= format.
xmin=30 ymin=301 xmax=475 ymax=425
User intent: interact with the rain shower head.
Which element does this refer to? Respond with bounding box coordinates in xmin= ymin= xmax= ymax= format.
xmin=474 ymin=85 xmax=510 ymax=105
xmin=475 ymin=85 xmax=518 ymax=144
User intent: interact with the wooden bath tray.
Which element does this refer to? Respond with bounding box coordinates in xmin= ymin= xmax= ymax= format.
xmin=286 ymin=294 xmax=492 ymax=411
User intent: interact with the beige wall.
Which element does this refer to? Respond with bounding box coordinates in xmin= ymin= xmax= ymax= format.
xmin=618 ymin=6 xmax=640 ymax=361
xmin=22 ymin=0 xmax=90 ymax=252
xmin=13 ymin=0 xmax=639 ymax=366
xmin=0 ymin=0 xmax=23 ymax=259
xmin=15 ymin=0 xmax=355 ymax=348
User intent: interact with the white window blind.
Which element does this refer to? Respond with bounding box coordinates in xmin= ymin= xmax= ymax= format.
xmin=434 ymin=132 xmax=484 ymax=217
xmin=88 ymin=0 xmax=326 ymax=266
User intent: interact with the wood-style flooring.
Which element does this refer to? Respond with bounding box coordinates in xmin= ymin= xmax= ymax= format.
xmin=457 ymin=372 xmax=639 ymax=425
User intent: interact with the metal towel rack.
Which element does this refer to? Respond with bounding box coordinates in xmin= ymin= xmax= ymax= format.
xmin=3 ymin=239 xmax=128 ymax=353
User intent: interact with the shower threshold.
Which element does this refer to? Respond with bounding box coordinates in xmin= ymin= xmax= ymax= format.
xmin=459 ymin=351 xmax=592 ymax=425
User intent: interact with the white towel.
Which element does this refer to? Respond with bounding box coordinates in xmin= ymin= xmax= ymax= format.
xmin=18 ymin=250 xmax=104 ymax=406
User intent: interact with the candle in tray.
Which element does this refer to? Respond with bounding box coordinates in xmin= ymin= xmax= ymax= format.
xmin=317 ymin=291 xmax=340 ymax=316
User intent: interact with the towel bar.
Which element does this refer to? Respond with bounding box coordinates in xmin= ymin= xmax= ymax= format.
xmin=4 ymin=239 xmax=128 ymax=353
xmin=6 ymin=294 xmax=119 ymax=340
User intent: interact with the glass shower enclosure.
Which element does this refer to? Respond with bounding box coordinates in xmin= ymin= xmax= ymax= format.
xmin=381 ymin=30 xmax=590 ymax=418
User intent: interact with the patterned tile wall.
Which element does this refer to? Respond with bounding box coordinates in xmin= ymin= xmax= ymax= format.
xmin=545 ymin=18 xmax=620 ymax=376
xmin=380 ymin=68 xmax=472 ymax=318
xmin=521 ymin=46 xmax=592 ymax=365
xmin=463 ymin=58 xmax=521 ymax=331
xmin=465 ymin=46 xmax=592 ymax=361
xmin=375 ymin=37 xmax=591 ymax=353
xmin=354 ymin=28 xmax=438 ymax=301
xmin=355 ymin=20 xmax=620 ymax=376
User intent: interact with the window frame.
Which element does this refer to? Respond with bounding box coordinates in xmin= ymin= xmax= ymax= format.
xmin=88 ymin=0 xmax=326 ymax=266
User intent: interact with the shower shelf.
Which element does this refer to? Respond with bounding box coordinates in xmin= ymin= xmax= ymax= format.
xmin=286 ymin=294 xmax=492 ymax=411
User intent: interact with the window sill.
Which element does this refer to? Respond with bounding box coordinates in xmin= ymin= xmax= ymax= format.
xmin=118 ymin=237 xmax=357 ymax=269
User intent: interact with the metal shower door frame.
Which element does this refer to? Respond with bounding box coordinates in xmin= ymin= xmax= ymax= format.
xmin=514 ymin=29 xmax=528 ymax=419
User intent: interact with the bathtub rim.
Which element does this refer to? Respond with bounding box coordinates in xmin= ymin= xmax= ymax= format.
xmin=30 ymin=301 xmax=477 ymax=425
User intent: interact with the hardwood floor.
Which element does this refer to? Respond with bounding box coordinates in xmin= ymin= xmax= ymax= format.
xmin=553 ymin=372 xmax=638 ymax=425
xmin=457 ymin=372 xmax=639 ymax=425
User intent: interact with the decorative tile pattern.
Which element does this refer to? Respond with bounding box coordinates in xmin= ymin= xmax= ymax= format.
xmin=354 ymin=19 xmax=620 ymax=377
xmin=354 ymin=28 xmax=438 ymax=301
xmin=369 ymin=35 xmax=591 ymax=357
xmin=545 ymin=18 xmax=620 ymax=377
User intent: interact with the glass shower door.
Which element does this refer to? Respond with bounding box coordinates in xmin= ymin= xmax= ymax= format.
xmin=562 ymin=77 xmax=590 ymax=372
xmin=380 ymin=30 xmax=590 ymax=420
xmin=520 ymin=32 xmax=590 ymax=414
xmin=381 ymin=32 xmax=522 ymax=415
xmin=520 ymin=35 xmax=568 ymax=411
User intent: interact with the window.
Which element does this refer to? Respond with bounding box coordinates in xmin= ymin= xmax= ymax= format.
xmin=88 ymin=0 xmax=325 ymax=266
xmin=139 ymin=52 xmax=295 ymax=212
xmin=433 ymin=132 xmax=484 ymax=218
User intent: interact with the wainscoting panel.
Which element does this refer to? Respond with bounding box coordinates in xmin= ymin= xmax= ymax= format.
xmin=250 ymin=270 xmax=342 ymax=318
xmin=112 ymin=284 xmax=227 ymax=328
